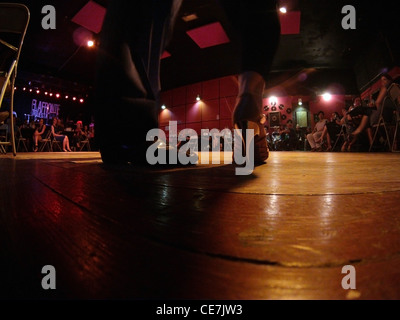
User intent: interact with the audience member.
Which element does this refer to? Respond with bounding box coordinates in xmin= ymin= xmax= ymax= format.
xmin=51 ymin=117 xmax=72 ymax=152
xmin=33 ymin=118 xmax=46 ymax=152
xmin=73 ymin=120 xmax=87 ymax=150
xmin=307 ymin=111 xmax=327 ymax=151
xmin=315 ymin=112 xmax=342 ymax=151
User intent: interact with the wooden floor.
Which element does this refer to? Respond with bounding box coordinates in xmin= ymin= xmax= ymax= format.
xmin=1 ymin=150 xmax=400 ymax=300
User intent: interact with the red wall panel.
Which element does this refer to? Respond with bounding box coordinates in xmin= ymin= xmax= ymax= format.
xmin=186 ymin=83 xmax=202 ymax=103
xmin=186 ymin=102 xmax=202 ymax=123
xmin=159 ymin=108 xmax=172 ymax=124
xmin=169 ymin=105 xmax=186 ymax=124
xmin=219 ymin=96 xmax=235 ymax=119
xmin=220 ymin=75 xmax=238 ymax=97
xmin=160 ymin=90 xmax=172 ymax=108
xmin=202 ymin=79 xmax=220 ymax=100
xmin=172 ymin=86 xmax=186 ymax=106
xmin=201 ymin=99 xmax=219 ymax=122
xmin=202 ymin=120 xmax=220 ymax=131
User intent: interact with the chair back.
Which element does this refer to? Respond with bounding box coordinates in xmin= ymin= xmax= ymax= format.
xmin=0 ymin=3 xmax=30 ymax=101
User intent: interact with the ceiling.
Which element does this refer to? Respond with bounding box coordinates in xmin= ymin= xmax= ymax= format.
xmin=10 ymin=0 xmax=400 ymax=97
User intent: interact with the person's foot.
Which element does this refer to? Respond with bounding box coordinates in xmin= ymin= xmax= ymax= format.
xmin=33 ymin=145 xmax=38 ymax=152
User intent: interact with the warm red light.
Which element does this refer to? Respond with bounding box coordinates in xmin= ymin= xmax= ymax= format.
xmin=56 ymin=93 xmax=60 ymax=98
xmin=79 ymin=98 xmax=84 ymax=103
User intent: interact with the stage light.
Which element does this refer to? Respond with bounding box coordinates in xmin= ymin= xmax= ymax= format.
xmin=196 ymin=94 xmax=201 ymax=101
xmin=49 ymin=93 xmax=53 ymax=97
xmin=65 ymin=95 xmax=69 ymax=99
xmin=87 ymin=40 xmax=94 ymax=47
xmin=23 ymin=87 xmax=26 ymax=91
xmin=161 ymin=104 xmax=166 ymax=110
xmin=36 ymin=90 xmax=40 ymax=94
xmin=269 ymin=96 xmax=277 ymax=106
xmin=279 ymin=7 xmax=287 ymax=13
xmin=298 ymin=98 xmax=302 ymax=106
xmin=322 ymin=93 xmax=332 ymax=101
xmin=79 ymin=98 xmax=84 ymax=103
xmin=56 ymin=93 xmax=60 ymax=98
xmin=45 ymin=91 xmax=48 ymax=95
xmin=73 ymin=97 xmax=77 ymax=101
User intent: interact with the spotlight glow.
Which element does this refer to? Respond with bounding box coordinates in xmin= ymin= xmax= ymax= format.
xmin=87 ymin=40 xmax=94 ymax=47
xmin=269 ymin=96 xmax=278 ymax=105
xmin=322 ymin=93 xmax=332 ymax=101
xmin=279 ymin=7 xmax=287 ymax=13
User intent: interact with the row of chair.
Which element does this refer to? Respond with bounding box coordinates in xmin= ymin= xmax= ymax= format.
xmin=33 ymin=129 xmax=91 ymax=152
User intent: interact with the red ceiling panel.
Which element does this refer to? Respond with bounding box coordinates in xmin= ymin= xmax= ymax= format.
xmin=71 ymin=1 xmax=106 ymax=34
xmin=186 ymin=22 xmax=230 ymax=48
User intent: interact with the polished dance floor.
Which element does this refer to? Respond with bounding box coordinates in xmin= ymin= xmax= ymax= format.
xmin=1 ymin=150 xmax=400 ymax=300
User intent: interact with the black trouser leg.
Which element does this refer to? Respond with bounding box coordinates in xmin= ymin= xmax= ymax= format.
xmin=94 ymin=0 xmax=183 ymax=163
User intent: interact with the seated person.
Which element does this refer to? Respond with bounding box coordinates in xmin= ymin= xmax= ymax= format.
xmin=280 ymin=120 xmax=298 ymax=150
xmin=316 ymin=112 xmax=342 ymax=151
xmin=73 ymin=120 xmax=87 ymax=150
xmin=347 ymin=97 xmax=373 ymax=148
xmin=51 ymin=117 xmax=72 ymax=152
xmin=271 ymin=126 xmax=281 ymax=151
xmin=348 ymin=74 xmax=397 ymax=140
xmin=307 ymin=111 xmax=328 ymax=151
xmin=33 ymin=118 xmax=46 ymax=152
xmin=339 ymin=106 xmax=356 ymax=152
